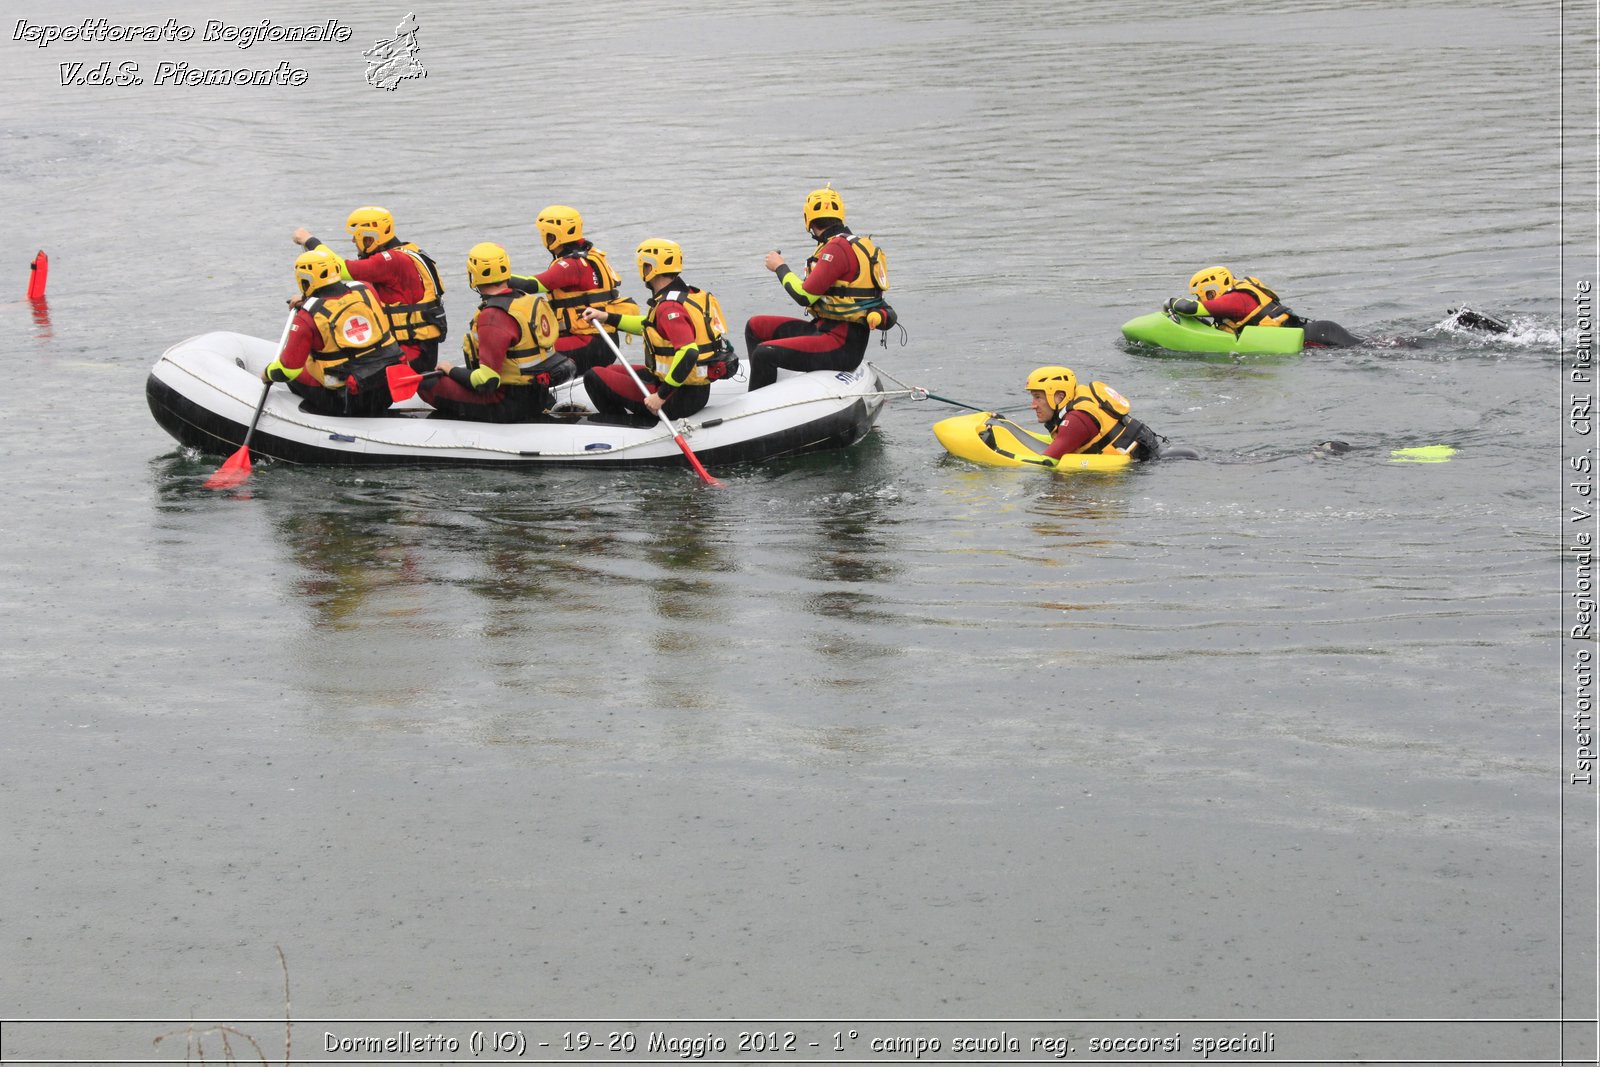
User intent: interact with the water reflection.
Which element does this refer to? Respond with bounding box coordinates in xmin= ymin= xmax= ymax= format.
xmin=936 ymin=464 xmax=1134 ymax=548
xmin=151 ymin=459 xmax=763 ymax=724
xmin=627 ymin=485 xmax=738 ymax=713
xmin=29 ymin=297 xmax=52 ymax=338
xmin=632 ymin=483 xmax=735 ymax=626
xmin=268 ymin=500 xmax=428 ymax=630
xmin=770 ymin=450 xmax=909 ymax=693
xmin=1028 ymin=472 xmax=1133 ymax=533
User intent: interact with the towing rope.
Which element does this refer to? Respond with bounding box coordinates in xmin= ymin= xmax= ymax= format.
xmin=873 ymin=367 xmax=1010 ymax=414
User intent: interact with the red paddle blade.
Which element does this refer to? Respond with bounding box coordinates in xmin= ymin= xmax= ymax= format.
xmin=202 ymin=446 xmax=253 ymax=490
xmin=26 ymin=251 xmax=48 ymax=300
xmin=385 ymin=362 xmax=423 ymax=400
xmin=673 ymin=435 xmax=723 ymax=488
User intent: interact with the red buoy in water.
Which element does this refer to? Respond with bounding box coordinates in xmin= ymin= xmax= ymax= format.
xmin=27 ymin=251 xmax=48 ymax=299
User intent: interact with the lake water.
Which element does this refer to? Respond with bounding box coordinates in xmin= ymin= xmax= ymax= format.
xmin=1 ymin=1 xmax=1594 ymax=1064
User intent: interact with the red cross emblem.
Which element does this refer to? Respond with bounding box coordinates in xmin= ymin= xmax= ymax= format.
xmin=342 ymin=315 xmax=372 ymax=343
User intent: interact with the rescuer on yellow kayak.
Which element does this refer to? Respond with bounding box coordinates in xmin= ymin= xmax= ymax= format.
xmin=1026 ymin=365 xmax=1162 ymax=463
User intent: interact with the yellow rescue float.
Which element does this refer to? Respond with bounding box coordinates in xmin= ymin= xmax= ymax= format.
xmin=931 ymin=411 xmax=1134 ymax=472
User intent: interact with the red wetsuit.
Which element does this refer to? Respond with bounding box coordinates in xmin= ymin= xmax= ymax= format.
xmin=419 ymin=305 xmax=555 ymax=422
xmin=344 ymin=247 xmax=425 ymax=307
xmin=308 ymin=237 xmax=437 ymax=367
xmin=1200 ymin=290 xmax=1261 ymax=322
xmin=1201 ymin=288 xmax=1361 ymax=347
xmin=427 ymin=307 xmax=516 ymax=405
xmin=505 ymin=247 xmax=627 ymax=373
xmin=744 ymin=228 xmax=871 ymax=391
xmin=532 ymin=255 xmax=608 ymax=355
xmin=272 ymin=297 xmax=398 ymax=416
xmin=275 ymin=306 xmax=321 ymax=375
xmin=585 ymin=292 xmax=708 ymax=420
xmin=1042 ymin=410 xmax=1101 ymax=460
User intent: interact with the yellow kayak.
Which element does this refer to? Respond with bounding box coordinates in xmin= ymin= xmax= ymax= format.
xmin=931 ymin=411 xmax=1133 ymax=471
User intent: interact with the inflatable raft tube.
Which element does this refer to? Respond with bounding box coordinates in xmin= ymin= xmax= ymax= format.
xmin=932 ymin=411 xmax=1132 ymax=471
xmin=146 ymin=331 xmax=887 ymax=469
xmin=1121 ymin=311 xmax=1303 ymax=355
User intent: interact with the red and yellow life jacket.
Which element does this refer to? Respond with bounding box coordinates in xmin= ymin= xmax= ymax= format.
xmin=1060 ymin=381 xmax=1155 ymax=457
xmin=301 ymin=282 xmax=401 ymax=385
xmin=544 ymin=244 xmax=640 ymax=338
xmin=808 ymin=233 xmax=890 ymax=325
xmin=1214 ymin=276 xmax=1296 ymax=335
xmin=644 ymin=282 xmax=733 ymax=388
xmin=464 ymin=291 xmax=562 ymax=387
xmin=379 ymin=241 xmax=447 ymax=344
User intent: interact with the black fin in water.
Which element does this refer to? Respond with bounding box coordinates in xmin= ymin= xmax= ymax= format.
xmin=1447 ymin=307 xmax=1511 ymax=334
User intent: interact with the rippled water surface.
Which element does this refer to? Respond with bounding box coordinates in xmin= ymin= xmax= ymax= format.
xmin=1 ymin=0 xmax=1591 ymax=1062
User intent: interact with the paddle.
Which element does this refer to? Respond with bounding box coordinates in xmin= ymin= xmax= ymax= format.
xmin=203 ymin=311 xmax=295 ymax=490
xmin=590 ymin=324 xmax=723 ymax=487
xmin=385 ymin=363 xmax=442 ymax=402
xmin=26 ymin=251 xmax=47 ymax=299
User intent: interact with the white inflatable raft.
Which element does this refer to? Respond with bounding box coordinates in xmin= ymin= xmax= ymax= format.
xmin=146 ymin=331 xmax=889 ymax=468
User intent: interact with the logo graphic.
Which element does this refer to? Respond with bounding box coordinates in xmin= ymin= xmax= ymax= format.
xmin=341 ymin=315 xmax=373 ymax=344
xmin=364 ymin=13 xmax=425 ymax=91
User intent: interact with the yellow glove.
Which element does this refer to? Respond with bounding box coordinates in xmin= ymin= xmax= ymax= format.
xmin=263 ymin=359 xmax=300 ymax=383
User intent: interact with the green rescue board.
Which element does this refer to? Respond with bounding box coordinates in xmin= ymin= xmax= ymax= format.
xmin=1121 ymin=311 xmax=1303 ymax=355
xmin=932 ymin=411 xmax=1132 ymax=472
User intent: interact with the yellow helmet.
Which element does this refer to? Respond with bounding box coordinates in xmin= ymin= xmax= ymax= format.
xmin=293 ymin=248 xmax=342 ymax=296
xmin=1025 ymin=365 xmax=1078 ymax=403
xmin=635 ymin=238 xmax=683 ymax=283
xmin=1188 ymin=265 xmax=1234 ymax=302
xmin=346 ymin=206 xmax=395 ymax=255
xmin=535 ymin=205 xmax=584 ymax=251
xmin=803 ymin=185 xmax=844 ymax=228
xmin=466 ymin=242 xmax=511 ymax=289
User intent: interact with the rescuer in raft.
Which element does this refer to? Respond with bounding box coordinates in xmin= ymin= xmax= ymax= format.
xmin=505 ymin=205 xmax=640 ymax=375
xmin=1026 ymin=365 xmax=1164 ymax=463
xmin=418 ymin=242 xmax=574 ymax=423
xmin=744 ymin=185 xmax=897 ymax=391
xmin=1164 ymin=266 xmax=1362 ymax=347
xmin=580 ymin=238 xmax=738 ymax=421
xmin=291 ymin=206 xmax=447 ymax=372
xmin=263 ymin=247 xmax=404 ymax=416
